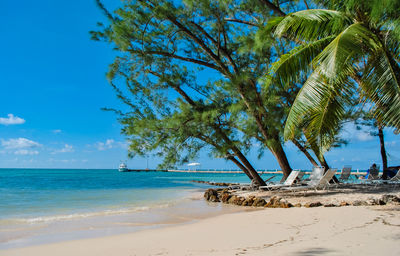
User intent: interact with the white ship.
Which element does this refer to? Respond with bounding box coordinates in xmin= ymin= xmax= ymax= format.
xmin=118 ymin=163 xmax=128 ymax=172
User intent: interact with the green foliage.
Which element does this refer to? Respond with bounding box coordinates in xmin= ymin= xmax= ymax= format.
xmin=93 ymin=0 xmax=301 ymax=170
xmin=268 ymin=0 xmax=400 ymax=154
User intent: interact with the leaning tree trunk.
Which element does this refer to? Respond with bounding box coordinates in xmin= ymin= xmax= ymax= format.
xmin=227 ymin=156 xmax=254 ymax=181
xmin=378 ymin=127 xmax=388 ymax=179
xmin=169 ymin=83 xmax=264 ymax=184
xmin=319 ymin=156 xmax=330 ymax=171
xmin=232 ymin=146 xmax=266 ymax=186
xmin=269 ymin=138 xmax=292 ymax=179
xmin=291 ymin=139 xmax=319 ymax=167
xmin=318 ymin=155 xmax=340 ymax=183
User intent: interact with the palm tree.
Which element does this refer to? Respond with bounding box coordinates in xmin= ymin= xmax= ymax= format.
xmin=266 ymin=0 xmax=400 ymax=158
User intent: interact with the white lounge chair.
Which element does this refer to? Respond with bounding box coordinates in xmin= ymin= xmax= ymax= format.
xmin=374 ymin=169 xmax=400 ymax=186
xmin=389 ymin=169 xmax=400 ymax=182
xmin=305 ymin=166 xmax=325 ymax=182
xmin=281 ymin=169 xmax=337 ymax=193
xmin=259 ymin=170 xmax=303 ymax=190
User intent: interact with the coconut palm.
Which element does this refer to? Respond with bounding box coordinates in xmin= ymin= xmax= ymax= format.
xmin=267 ymin=0 xmax=400 ymax=156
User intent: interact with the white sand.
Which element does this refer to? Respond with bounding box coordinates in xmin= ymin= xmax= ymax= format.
xmin=2 ymin=205 xmax=399 ymax=256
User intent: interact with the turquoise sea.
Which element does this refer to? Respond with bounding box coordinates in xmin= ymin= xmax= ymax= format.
xmin=0 ymin=168 xmax=280 ymax=249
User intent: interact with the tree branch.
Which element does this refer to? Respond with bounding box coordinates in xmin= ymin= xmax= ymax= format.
xmin=146 ymin=70 xmax=197 ymax=106
xmin=165 ymin=15 xmax=231 ymax=76
xmin=260 ymin=0 xmax=286 ymax=16
xmin=190 ymin=20 xmax=239 ymax=74
xmin=130 ymin=49 xmax=223 ymax=72
xmin=224 ymin=18 xmax=258 ymax=27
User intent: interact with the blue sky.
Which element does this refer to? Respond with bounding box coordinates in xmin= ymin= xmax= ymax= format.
xmin=0 ymin=0 xmax=399 ymax=170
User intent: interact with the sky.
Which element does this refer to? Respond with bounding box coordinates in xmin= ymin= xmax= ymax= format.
xmin=0 ymin=0 xmax=399 ymax=170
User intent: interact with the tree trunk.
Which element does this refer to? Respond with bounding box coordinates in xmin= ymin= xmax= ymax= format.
xmin=378 ymin=127 xmax=389 ymax=179
xmin=228 ymin=156 xmax=254 ymax=181
xmin=318 ymin=156 xmax=340 ymax=183
xmin=236 ymin=81 xmax=293 ymax=179
xmin=269 ymin=139 xmax=292 ymax=179
xmin=291 ymin=139 xmax=319 ymax=167
xmin=168 ymin=83 xmax=265 ymax=184
xmin=319 ymin=156 xmax=330 ymax=171
xmin=232 ymin=146 xmax=266 ymax=186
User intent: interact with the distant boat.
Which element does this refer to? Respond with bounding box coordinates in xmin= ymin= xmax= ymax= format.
xmin=118 ymin=163 xmax=128 ymax=172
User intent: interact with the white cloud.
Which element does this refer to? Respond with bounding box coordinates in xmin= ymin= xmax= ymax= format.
xmin=0 ymin=114 xmax=25 ymax=125
xmin=96 ymin=139 xmax=115 ymax=151
xmin=92 ymin=139 xmax=128 ymax=151
xmin=52 ymin=129 xmax=62 ymax=134
xmin=341 ymin=123 xmax=374 ymax=142
xmin=52 ymin=144 xmax=74 ymax=154
xmin=14 ymin=149 xmax=39 ymax=155
xmin=60 ymin=159 xmax=76 ymax=163
xmin=355 ymin=132 xmax=374 ymax=142
xmin=1 ymin=138 xmax=41 ymax=149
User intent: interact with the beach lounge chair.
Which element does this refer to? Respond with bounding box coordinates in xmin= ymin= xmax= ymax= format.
xmin=367 ymin=168 xmax=400 ymax=187
xmin=339 ymin=166 xmax=352 ymax=182
xmin=280 ymin=169 xmax=338 ymax=193
xmin=367 ymin=165 xmax=380 ymax=180
xmin=389 ymin=169 xmax=400 ymax=182
xmin=374 ymin=169 xmax=400 ymax=186
xmin=306 ymin=166 xmax=325 ymax=182
xmin=259 ymin=170 xmax=303 ymax=190
xmin=361 ymin=165 xmax=381 ymax=186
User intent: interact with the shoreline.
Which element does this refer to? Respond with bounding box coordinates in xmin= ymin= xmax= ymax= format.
xmin=0 ymin=191 xmax=249 ymax=250
xmin=2 ymin=205 xmax=399 ymax=256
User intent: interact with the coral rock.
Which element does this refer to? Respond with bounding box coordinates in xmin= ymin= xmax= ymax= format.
xmin=304 ymin=202 xmax=323 ymax=208
xmin=252 ymin=197 xmax=267 ymax=207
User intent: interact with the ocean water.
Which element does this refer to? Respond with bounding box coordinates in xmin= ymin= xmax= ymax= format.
xmin=0 ymin=168 xmax=279 ymax=249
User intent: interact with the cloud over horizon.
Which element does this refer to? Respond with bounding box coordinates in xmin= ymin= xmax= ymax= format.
xmin=0 ymin=114 xmax=25 ymax=125
xmin=96 ymin=139 xmax=115 ymax=151
xmin=1 ymin=138 xmax=41 ymax=149
xmin=94 ymin=139 xmax=127 ymax=151
xmin=14 ymin=149 xmax=39 ymax=155
xmin=52 ymin=144 xmax=74 ymax=154
xmin=1 ymin=138 xmax=42 ymax=156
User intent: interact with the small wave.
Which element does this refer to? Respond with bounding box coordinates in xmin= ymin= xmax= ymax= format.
xmin=1 ymin=202 xmax=179 ymax=225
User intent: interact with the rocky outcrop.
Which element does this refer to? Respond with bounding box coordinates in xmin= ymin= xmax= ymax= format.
xmin=324 ymin=203 xmax=338 ymax=207
xmin=352 ymin=200 xmax=369 ymax=206
xmin=252 ymin=197 xmax=267 ymax=207
xmin=204 ymin=189 xmax=220 ymax=202
xmin=304 ymin=202 xmax=323 ymax=208
xmin=381 ymin=194 xmax=400 ymax=204
xmin=191 ymin=180 xmax=239 ymax=187
xmin=264 ymin=197 xmax=292 ymax=208
xmin=203 ymin=189 xmax=400 ymax=209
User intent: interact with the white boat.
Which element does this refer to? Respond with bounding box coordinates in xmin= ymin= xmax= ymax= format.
xmin=118 ymin=163 xmax=128 ymax=172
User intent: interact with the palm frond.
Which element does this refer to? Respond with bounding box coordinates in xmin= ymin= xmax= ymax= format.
xmin=274 ymin=9 xmax=351 ymax=42
xmin=284 ymin=71 xmax=352 ymax=153
xmin=361 ymin=51 xmax=400 ymax=129
xmin=312 ymin=23 xmax=381 ymax=83
xmin=267 ymin=36 xmax=335 ymax=87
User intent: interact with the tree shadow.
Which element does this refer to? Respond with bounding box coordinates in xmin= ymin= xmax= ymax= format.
xmin=272 ymin=183 xmax=400 ymax=198
xmin=291 ymin=247 xmax=336 ymax=255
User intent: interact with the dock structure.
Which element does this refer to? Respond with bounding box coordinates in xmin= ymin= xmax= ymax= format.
xmin=124 ymin=169 xmax=167 ymax=172
xmin=166 ymin=169 xmax=283 ymax=174
xmin=122 ymin=169 xmax=282 ymax=173
xmin=122 ymin=169 xmax=369 ymax=175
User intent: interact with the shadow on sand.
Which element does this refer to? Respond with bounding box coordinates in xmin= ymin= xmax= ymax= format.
xmin=291 ymin=247 xmax=336 ymax=255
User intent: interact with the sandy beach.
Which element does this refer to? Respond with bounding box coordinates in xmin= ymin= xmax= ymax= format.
xmin=2 ymin=204 xmax=399 ymax=256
